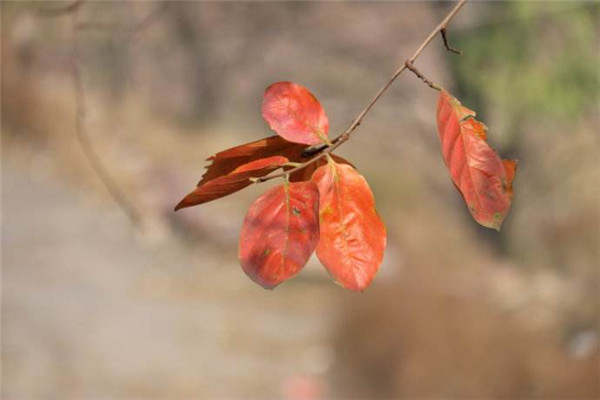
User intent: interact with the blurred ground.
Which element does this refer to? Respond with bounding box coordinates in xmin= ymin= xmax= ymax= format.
xmin=3 ymin=165 xmax=340 ymax=398
xmin=2 ymin=1 xmax=599 ymax=399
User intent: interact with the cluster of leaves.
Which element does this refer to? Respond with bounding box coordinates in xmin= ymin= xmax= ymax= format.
xmin=176 ymin=82 xmax=386 ymax=291
xmin=176 ymin=82 xmax=516 ymax=291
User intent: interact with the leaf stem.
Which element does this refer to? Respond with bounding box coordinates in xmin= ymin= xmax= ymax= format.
xmin=257 ymin=0 xmax=467 ymax=183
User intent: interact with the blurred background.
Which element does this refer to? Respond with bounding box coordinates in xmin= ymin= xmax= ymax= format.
xmin=2 ymin=1 xmax=599 ymax=398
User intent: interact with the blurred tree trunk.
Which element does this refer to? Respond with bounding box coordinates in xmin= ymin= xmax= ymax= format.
xmin=166 ymin=3 xmax=219 ymax=124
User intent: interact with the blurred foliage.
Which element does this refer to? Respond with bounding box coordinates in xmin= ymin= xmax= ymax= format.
xmin=450 ymin=3 xmax=599 ymax=147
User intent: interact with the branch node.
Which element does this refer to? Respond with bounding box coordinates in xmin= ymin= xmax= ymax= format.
xmin=301 ymin=143 xmax=328 ymax=158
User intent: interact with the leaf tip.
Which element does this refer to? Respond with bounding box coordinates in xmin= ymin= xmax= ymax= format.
xmin=335 ymin=277 xmax=372 ymax=292
xmin=477 ymin=212 xmax=505 ymax=231
xmin=174 ymin=199 xmax=187 ymax=212
xmin=174 ymin=189 xmax=202 ymax=211
xmin=257 ymin=281 xmax=278 ymax=290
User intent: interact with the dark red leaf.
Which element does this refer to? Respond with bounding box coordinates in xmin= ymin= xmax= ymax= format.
xmin=238 ymin=181 xmax=320 ymax=289
xmin=262 ymin=82 xmax=330 ymax=145
xmin=197 ymin=133 xmax=351 ymax=187
xmin=198 ymin=135 xmax=306 ymax=186
xmin=312 ymin=160 xmax=386 ymax=292
xmin=437 ymin=90 xmax=517 ymax=230
xmin=175 ymin=156 xmax=288 ymax=210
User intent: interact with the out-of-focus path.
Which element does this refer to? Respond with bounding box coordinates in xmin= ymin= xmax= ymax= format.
xmin=2 ymin=164 xmax=339 ymax=398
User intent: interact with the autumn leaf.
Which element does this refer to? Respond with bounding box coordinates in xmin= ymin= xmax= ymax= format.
xmin=437 ymin=90 xmax=517 ymax=230
xmin=262 ymin=82 xmax=330 ymax=146
xmin=175 ymin=156 xmax=289 ymax=210
xmin=311 ymin=159 xmax=386 ymax=291
xmin=198 ymin=135 xmax=306 ymax=186
xmin=238 ymin=181 xmax=320 ymax=289
xmin=196 ymin=134 xmax=352 ymax=186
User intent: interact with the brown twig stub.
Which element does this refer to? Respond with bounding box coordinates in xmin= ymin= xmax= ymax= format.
xmin=405 ymin=61 xmax=441 ymax=91
xmin=257 ymin=0 xmax=467 ymax=184
xmin=70 ymin=4 xmax=143 ymax=230
xmin=441 ymin=28 xmax=462 ymax=54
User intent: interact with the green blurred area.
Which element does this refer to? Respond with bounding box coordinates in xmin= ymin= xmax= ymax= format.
xmin=452 ymin=3 xmax=599 ymax=137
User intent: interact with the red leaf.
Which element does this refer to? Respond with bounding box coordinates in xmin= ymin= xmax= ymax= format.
xmin=175 ymin=156 xmax=288 ymax=210
xmin=198 ymin=135 xmax=306 ymax=186
xmin=262 ymin=82 xmax=330 ymax=145
xmin=312 ymin=160 xmax=386 ymax=291
xmin=238 ymin=181 xmax=320 ymax=289
xmin=437 ymin=90 xmax=517 ymax=230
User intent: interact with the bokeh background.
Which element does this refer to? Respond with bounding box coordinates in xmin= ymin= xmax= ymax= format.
xmin=2 ymin=1 xmax=599 ymax=398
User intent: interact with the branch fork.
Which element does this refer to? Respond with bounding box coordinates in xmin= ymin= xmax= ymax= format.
xmin=258 ymin=0 xmax=467 ymax=184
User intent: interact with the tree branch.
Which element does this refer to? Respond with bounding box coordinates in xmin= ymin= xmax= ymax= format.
xmin=70 ymin=4 xmax=143 ymax=230
xmin=257 ymin=0 xmax=467 ymax=183
xmin=36 ymin=0 xmax=83 ymax=17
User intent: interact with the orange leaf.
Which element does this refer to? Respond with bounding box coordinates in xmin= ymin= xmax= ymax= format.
xmin=502 ymin=159 xmax=518 ymax=197
xmin=175 ymin=156 xmax=288 ymax=210
xmin=238 ymin=181 xmax=320 ymax=289
xmin=262 ymin=82 xmax=329 ymax=145
xmin=437 ymin=90 xmax=517 ymax=230
xmin=312 ymin=160 xmax=386 ymax=291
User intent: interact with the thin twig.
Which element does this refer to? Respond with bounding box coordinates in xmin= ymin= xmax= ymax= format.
xmin=129 ymin=2 xmax=168 ymax=43
xmin=257 ymin=0 xmax=467 ymax=183
xmin=76 ymin=22 xmax=132 ymax=32
xmin=405 ymin=61 xmax=441 ymax=91
xmin=71 ymin=4 xmax=143 ymax=230
xmin=75 ymin=2 xmax=166 ymax=39
xmin=441 ymin=28 xmax=462 ymax=54
xmin=37 ymin=0 xmax=83 ymax=17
